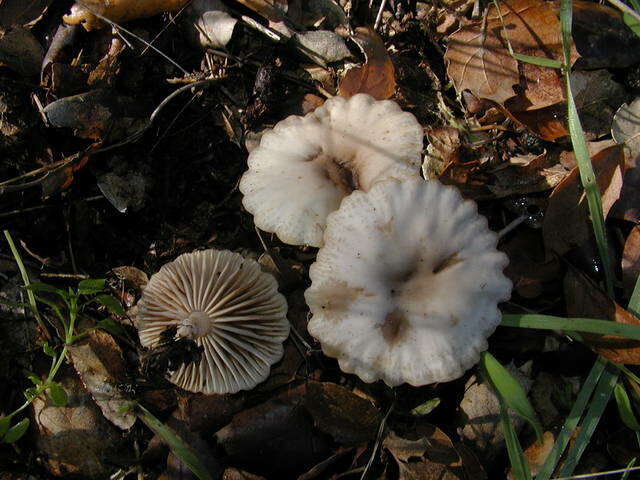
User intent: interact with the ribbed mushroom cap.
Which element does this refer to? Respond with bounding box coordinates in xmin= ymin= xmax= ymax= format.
xmin=137 ymin=249 xmax=289 ymax=394
xmin=239 ymin=94 xmax=423 ymax=247
xmin=305 ymin=178 xmax=512 ymax=387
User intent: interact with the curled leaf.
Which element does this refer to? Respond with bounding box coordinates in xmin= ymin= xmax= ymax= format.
xmin=339 ymin=27 xmax=396 ymax=100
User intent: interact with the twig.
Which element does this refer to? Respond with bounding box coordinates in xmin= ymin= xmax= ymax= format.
xmin=75 ymin=0 xmax=189 ymax=75
xmin=374 ymin=0 xmax=388 ymax=30
xmin=360 ymin=399 xmax=394 ymax=480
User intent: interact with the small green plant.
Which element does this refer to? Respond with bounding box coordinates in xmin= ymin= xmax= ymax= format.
xmin=0 ymin=230 xmax=124 ymax=444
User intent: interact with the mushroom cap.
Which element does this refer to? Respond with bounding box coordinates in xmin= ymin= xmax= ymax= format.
xmin=239 ymin=93 xmax=423 ymax=247
xmin=304 ymin=178 xmax=512 ymax=387
xmin=137 ymin=249 xmax=289 ymax=394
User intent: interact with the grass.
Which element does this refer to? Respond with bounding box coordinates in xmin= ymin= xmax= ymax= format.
xmin=490 ymin=0 xmax=640 ymax=477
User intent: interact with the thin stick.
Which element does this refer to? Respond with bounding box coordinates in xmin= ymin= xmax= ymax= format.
xmin=75 ymin=0 xmax=189 ymax=75
xmin=374 ymin=0 xmax=388 ymax=30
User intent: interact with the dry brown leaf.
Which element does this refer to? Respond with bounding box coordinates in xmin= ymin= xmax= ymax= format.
xmin=384 ymin=424 xmax=486 ymax=480
xmin=445 ymin=0 xmax=572 ymax=106
xmin=63 ymin=0 xmax=191 ymax=31
xmin=338 ymin=26 xmax=396 ymax=100
xmin=457 ymin=366 xmax=532 ymax=461
xmin=501 ymin=101 xmax=568 ymax=141
xmin=214 ymin=386 xmax=331 ymax=476
xmin=543 ymin=145 xmax=625 ymax=257
xmin=33 ymin=369 xmax=125 ymax=478
xmin=67 ymin=324 xmax=137 ymax=429
xmin=444 ymin=25 xmax=519 ymax=104
xmin=304 ymin=381 xmax=382 ymax=445
xmin=487 ymin=0 xmax=567 ymax=109
xmin=564 ymin=268 xmax=640 ymax=364
xmin=622 ymin=226 xmax=640 ymax=301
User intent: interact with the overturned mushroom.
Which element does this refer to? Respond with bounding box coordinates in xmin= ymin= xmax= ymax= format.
xmin=305 ymin=178 xmax=512 ymax=387
xmin=137 ymin=249 xmax=289 ymax=394
xmin=239 ymin=94 xmax=423 ymax=247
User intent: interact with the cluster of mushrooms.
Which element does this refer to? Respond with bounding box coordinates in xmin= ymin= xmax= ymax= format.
xmin=136 ymin=94 xmax=512 ymax=394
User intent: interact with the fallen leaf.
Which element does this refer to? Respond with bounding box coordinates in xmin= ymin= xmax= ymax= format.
xmin=175 ymin=393 xmax=245 ymax=433
xmin=571 ymin=70 xmax=628 ymax=140
xmin=445 ymin=0 xmax=571 ymax=106
xmin=611 ymin=151 xmax=640 ymax=225
xmin=67 ymin=324 xmax=137 ymax=429
xmin=33 ymin=368 xmax=126 ymax=478
xmin=573 ymin=1 xmax=640 ymax=69
xmin=543 ymin=145 xmax=625 ymax=257
xmin=501 ymin=101 xmax=568 ymax=141
xmin=294 ymin=30 xmax=351 ymax=64
xmin=444 ymin=24 xmax=519 ymax=104
xmin=564 ymin=268 xmax=640 ymax=364
xmin=622 ymin=226 xmax=640 ymax=300
xmin=457 ymin=365 xmax=533 ymax=461
xmin=214 ymin=386 xmax=331 ymax=476
xmin=63 ymin=0 xmax=191 ymax=31
xmin=384 ymin=423 xmax=485 ymax=480
xmin=184 ymin=0 xmax=238 ymax=50
xmin=502 ymin=228 xmax=562 ymax=299
xmin=43 ymin=89 xmax=145 ymax=142
xmin=0 ymin=25 xmax=43 ymax=77
xmin=338 ymin=26 xmax=396 ymax=100
xmin=304 ymin=381 xmax=382 ymax=445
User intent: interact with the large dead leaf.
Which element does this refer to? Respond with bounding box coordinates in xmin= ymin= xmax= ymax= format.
xmin=571 ymin=70 xmax=628 ymax=141
xmin=384 ymin=424 xmax=486 ymax=480
xmin=444 ymin=24 xmax=519 ymax=104
xmin=338 ymin=27 xmax=396 ymax=100
xmin=0 ymin=25 xmax=43 ymax=77
xmin=543 ymin=145 xmax=625 ymax=257
xmin=304 ymin=382 xmax=381 ymax=445
xmin=67 ymin=325 xmax=137 ymax=429
xmin=33 ymin=369 xmax=125 ymax=478
xmin=445 ymin=0 xmax=571 ymax=106
xmin=214 ymin=386 xmax=331 ymax=476
xmin=457 ymin=365 xmax=532 ymax=461
xmin=564 ymin=268 xmax=640 ymax=364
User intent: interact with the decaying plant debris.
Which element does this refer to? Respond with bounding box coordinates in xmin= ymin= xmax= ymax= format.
xmin=2 ymin=0 xmax=640 ymax=479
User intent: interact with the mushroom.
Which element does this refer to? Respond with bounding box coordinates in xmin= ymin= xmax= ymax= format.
xmin=305 ymin=178 xmax=512 ymax=387
xmin=239 ymin=94 xmax=423 ymax=247
xmin=137 ymin=249 xmax=289 ymax=394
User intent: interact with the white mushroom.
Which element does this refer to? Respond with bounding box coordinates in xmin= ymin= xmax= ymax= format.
xmin=239 ymin=94 xmax=423 ymax=247
xmin=137 ymin=249 xmax=289 ymax=394
xmin=305 ymin=178 xmax=512 ymax=387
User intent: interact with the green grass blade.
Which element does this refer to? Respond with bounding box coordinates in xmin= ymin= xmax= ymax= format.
xmin=557 ymin=365 xmax=619 ymax=477
xmin=628 ymin=274 xmax=640 ymax=316
xmin=3 ymin=230 xmax=49 ymax=339
xmin=536 ymin=358 xmax=606 ymax=480
xmin=481 ymin=352 xmax=543 ymax=441
xmin=512 ymin=53 xmax=563 ymax=68
xmin=614 ymin=381 xmax=640 ymax=431
xmin=559 ymin=0 xmax=615 ymax=296
xmin=499 ymin=397 xmax=532 ymax=480
xmin=138 ymin=405 xmax=213 ymax=480
xmin=501 ymin=314 xmax=640 ymax=340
